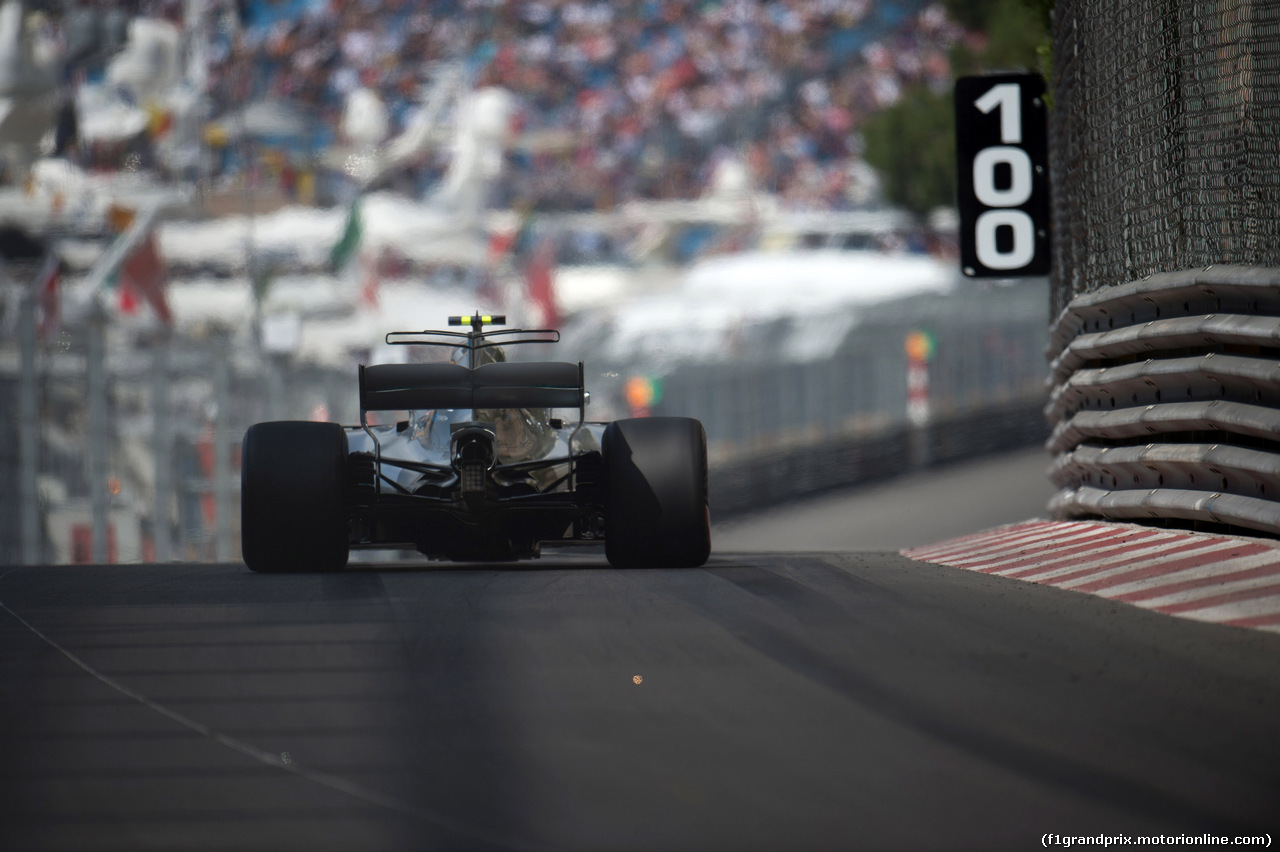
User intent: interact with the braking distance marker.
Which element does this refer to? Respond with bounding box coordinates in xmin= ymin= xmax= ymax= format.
xmin=955 ymin=73 xmax=1051 ymax=278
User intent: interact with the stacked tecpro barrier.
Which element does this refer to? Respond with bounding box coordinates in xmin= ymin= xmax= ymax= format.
xmin=1045 ymin=0 xmax=1280 ymax=536
xmin=1045 ymin=266 xmax=1280 ymax=536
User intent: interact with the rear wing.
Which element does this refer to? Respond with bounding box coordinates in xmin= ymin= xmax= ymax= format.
xmin=359 ymin=361 xmax=585 ymax=413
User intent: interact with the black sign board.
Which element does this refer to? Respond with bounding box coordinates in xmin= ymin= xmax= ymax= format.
xmin=955 ymin=74 xmax=1051 ymax=277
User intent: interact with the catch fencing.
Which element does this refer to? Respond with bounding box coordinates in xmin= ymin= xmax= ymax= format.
xmin=1049 ymin=0 xmax=1280 ymax=316
xmin=630 ymin=278 xmax=1052 ymax=514
xmin=1 ymin=277 xmax=1051 ymax=564
xmin=0 ymin=333 xmax=357 ymax=566
xmin=654 ymin=291 xmax=1047 ymax=462
xmin=1046 ymin=0 xmax=1280 ymax=534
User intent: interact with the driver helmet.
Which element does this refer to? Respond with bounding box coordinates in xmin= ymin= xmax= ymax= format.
xmin=452 ymin=344 xmax=553 ymax=462
xmin=450 ymin=343 xmax=506 ymax=368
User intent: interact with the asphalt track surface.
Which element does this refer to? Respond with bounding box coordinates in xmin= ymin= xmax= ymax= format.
xmin=2 ymin=453 xmax=1278 ymax=851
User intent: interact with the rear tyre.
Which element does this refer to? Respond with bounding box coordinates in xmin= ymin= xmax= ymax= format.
xmin=241 ymin=421 xmax=349 ymax=573
xmin=603 ymin=417 xmax=711 ymax=568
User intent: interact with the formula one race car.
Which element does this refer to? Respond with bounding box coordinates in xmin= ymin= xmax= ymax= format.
xmin=241 ymin=313 xmax=711 ymax=571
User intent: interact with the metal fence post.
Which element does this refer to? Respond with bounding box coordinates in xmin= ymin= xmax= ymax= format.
xmin=213 ymin=333 xmax=233 ymax=562
xmin=152 ymin=339 xmax=173 ymax=563
xmin=266 ymin=353 xmax=285 ymax=422
xmin=18 ymin=285 xmax=39 ymax=565
xmin=87 ymin=306 xmax=109 ymax=563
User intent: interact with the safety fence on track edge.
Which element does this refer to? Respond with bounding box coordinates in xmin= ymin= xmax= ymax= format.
xmin=1046 ymin=265 xmax=1280 ymax=537
xmin=711 ymin=396 xmax=1049 ymax=517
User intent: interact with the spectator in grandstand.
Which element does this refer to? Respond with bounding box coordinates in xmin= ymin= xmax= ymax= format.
xmin=50 ymin=0 xmax=967 ymax=220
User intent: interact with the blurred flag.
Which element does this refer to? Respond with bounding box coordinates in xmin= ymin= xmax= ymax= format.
xmin=525 ymin=236 xmax=558 ymax=329
xmin=251 ymin=260 xmax=275 ymax=307
xmin=118 ymin=232 xmax=172 ymax=326
xmin=329 ymin=197 xmax=363 ymax=271
xmin=359 ymin=252 xmax=380 ymax=310
xmin=116 ymin=272 xmax=138 ymax=314
xmin=99 ymin=205 xmax=172 ymax=326
xmin=487 ymin=227 xmax=516 ymax=263
xmin=32 ymin=252 xmax=60 ymax=339
xmin=145 ymin=101 xmax=172 ymax=139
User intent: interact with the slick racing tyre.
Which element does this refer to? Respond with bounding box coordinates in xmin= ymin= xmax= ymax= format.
xmin=602 ymin=417 xmax=711 ymax=568
xmin=241 ymin=421 xmax=349 ymax=573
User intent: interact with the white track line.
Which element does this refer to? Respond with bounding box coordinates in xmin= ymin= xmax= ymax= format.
xmin=0 ymin=598 xmax=557 ymax=852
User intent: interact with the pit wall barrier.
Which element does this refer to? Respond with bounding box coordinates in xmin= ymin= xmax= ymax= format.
xmin=1046 ymin=265 xmax=1280 ymax=536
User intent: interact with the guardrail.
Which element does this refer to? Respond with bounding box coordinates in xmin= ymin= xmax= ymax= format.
xmin=712 ymin=397 xmax=1049 ymax=517
xmin=1046 ymin=265 xmax=1280 ymax=535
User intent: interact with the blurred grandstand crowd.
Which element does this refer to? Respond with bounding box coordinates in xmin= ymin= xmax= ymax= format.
xmin=47 ymin=0 xmax=974 ymax=213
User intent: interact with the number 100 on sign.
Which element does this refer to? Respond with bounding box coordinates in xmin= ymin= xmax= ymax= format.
xmin=955 ymin=74 xmax=1050 ymax=277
